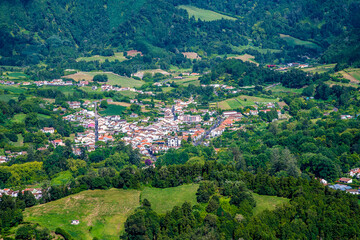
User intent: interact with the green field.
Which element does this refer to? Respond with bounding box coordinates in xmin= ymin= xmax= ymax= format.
xmin=118 ymin=90 xmax=138 ymax=99
xmin=173 ymin=77 xmax=201 ymax=86
xmin=0 ymin=94 xmax=17 ymax=102
xmin=216 ymin=95 xmax=278 ymax=110
xmin=141 ymin=184 xmax=199 ymax=214
xmin=51 ymin=171 xmax=73 ymax=186
xmin=24 ymin=184 xmax=200 ymax=239
xmin=303 ymin=64 xmax=336 ymax=74
xmin=252 ymin=193 xmax=289 ymax=215
xmin=270 ymin=85 xmax=303 ymax=94
xmin=177 ymin=5 xmax=236 ymax=21
xmin=43 ymin=86 xmax=76 ymax=96
xmin=87 ymin=72 xmax=144 ymax=88
xmin=12 ymin=113 xmax=51 ymax=123
xmin=100 ymin=105 xmax=127 ymax=116
xmin=0 ymin=85 xmax=26 ymax=93
xmin=280 ymin=34 xmax=321 ymax=49
xmin=2 ymin=72 xmax=29 ymax=80
xmin=232 ymin=45 xmax=282 ymax=54
xmin=25 ymin=189 xmax=141 ymax=240
xmin=77 ymin=52 xmax=127 ymax=63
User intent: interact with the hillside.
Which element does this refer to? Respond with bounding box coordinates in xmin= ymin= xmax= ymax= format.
xmin=24 ymin=185 xmax=199 ymax=239
xmin=1 ymin=0 xmax=359 ymax=67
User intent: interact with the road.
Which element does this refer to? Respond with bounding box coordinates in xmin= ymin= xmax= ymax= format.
xmin=194 ymin=116 xmax=224 ymax=146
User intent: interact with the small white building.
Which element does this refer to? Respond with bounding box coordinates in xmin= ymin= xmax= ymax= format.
xmin=71 ymin=220 xmax=80 ymax=225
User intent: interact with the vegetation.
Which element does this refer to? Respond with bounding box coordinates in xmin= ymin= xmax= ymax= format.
xmin=177 ymin=5 xmax=237 ymax=21
xmin=25 ymin=189 xmax=141 ymax=240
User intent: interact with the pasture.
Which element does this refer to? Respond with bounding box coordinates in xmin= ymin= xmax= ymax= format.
xmin=76 ymin=52 xmax=127 ymax=63
xmin=228 ymin=54 xmax=258 ymax=66
xmin=252 ymin=193 xmax=289 ymax=215
xmin=280 ymin=34 xmax=321 ymax=49
xmin=24 ymin=189 xmax=141 ymax=240
xmin=24 ymin=184 xmax=200 ymax=239
xmin=141 ymin=184 xmax=199 ymax=214
xmin=63 ymin=71 xmax=144 ymax=88
xmin=100 ymin=105 xmax=127 ymax=116
xmin=303 ymin=64 xmax=336 ymax=74
xmin=177 ymin=5 xmax=236 ymax=21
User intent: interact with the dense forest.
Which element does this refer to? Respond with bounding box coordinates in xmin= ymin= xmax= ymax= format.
xmin=1 ymin=0 xmax=360 ymax=67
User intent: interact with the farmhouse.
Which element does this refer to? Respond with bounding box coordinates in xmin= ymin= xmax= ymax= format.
xmin=339 ymin=177 xmax=353 ymax=184
xmin=41 ymin=127 xmax=55 ymax=134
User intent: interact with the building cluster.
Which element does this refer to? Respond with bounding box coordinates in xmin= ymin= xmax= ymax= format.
xmin=0 ymin=151 xmax=28 ymax=164
xmin=100 ymin=85 xmax=154 ymax=95
xmin=34 ymin=79 xmax=73 ymax=86
xmin=0 ymin=188 xmax=43 ymax=199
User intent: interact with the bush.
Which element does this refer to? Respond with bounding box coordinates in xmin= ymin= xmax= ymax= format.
xmin=55 ymin=227 xmax=73 ymax=240
xmin=93 ymin=74 xmax=108 ymax=82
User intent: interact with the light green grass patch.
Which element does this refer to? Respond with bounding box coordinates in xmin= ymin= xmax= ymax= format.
xmin=270 ymin=85 xmax=303 ymax=94
xmin=280 ymin=34 xmax=321 ymax=49
xmin=51 ymin=171 xmax=73 ymax=186
xmin=232 ymin=45 xmax=281 ymax=54
xmin=141 ymin=184 xmax=199 ymax=214
xmin=118 ymin=90 xmax=138 ymax=99
xmin=87 ymin=72 xmax=144 ymax=88
xmin=24 ymin=189 xmax=141 ymax=240
xmin=0 ymin=85 xmax=26 ymax=94
xmin=178 ymin=5 xmax=236 ymax=21
xmin=0 ymin=94 xmax=17 ymax=102
xmin=100 ymin=105 xmax=126 ymax=116
xmin=42 ymin=86 xmax=76 ymax=96
xmin=303 ymin=64 xmax=336 ymax=74
xmin=12 ymin=134 xmax=24 ymax=147
xmin=252 ymin=193 xmax=289 ymax=215
xmin=76 ymin=52 xmax=127 ymax=63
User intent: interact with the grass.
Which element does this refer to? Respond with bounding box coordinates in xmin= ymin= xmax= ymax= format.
xmin=0 ymin=94 xmax=17 ymax=102
xmin=252 ymin=193 xmax=289 ymax=215
xmin=24 ymin=189 xmax=141 ymax=240
xmin=86 ymin=72 xmax=144 ymax=88
xmin=100 ymin=105 xmax=127 ymax=116
xmin=12 ymin=113 xmax=50 ymax=123
xmin=141 ymin=184 xmax=199 ymax=214
xmin=280 ymin=34 xmax=321 ymax=49
xmin=24 ymin=184 xmax=199 ymax=239
xmin=76 ymin=52 xmax=127 ymax=63
xmin=270 ymin=85 xmax=303 ymax=94
xmin=232 ymin=45 xmax=281 ymax=54
xmin=177 ymin=5 xmax=236 ymax=21
xmin=216 ymin=95 xmax=279 ymax=110
xmin=118 ymin=90 xmax=138 ymax=99
xmin=12 ymin=134 xmax=24 ymax=147
xmin=173 ymin=77 xmax=201 ymax=86
xmin=51 ymin=171 xmax=73 ymax=186
xmin=303 ymin=64 xmax=336 ymax=74
xmin=227 ymin=54 xmax=258 ymax=66
xmin=42 ymin=86 xmax=76 ymax=96
xmin=0 ymin=85 xmax=26 ymax=94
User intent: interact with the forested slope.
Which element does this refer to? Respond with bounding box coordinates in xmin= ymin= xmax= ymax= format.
xmin=1 ymin=0 xmax=360 ymax=66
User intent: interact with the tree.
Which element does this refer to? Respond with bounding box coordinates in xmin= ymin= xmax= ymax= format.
xmin=25 ymin=112 xmax=39 ymax=128
xmin=16 ymin=224 xmax=34 ymax=240
xmin=100 ymin=100 xmax=108 ymax=109
xmin=93 ymin=74 xmax=108 ymax=82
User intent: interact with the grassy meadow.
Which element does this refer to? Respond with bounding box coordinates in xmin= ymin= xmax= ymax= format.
xmin=280 ymin=34 xmax=320 ymax=49
xmin=24 ymin=189 xmax=141 ymax=240
xmin=86 ymin=72 xmax=144 ymax=88
xmin=141 ymin=184 xmax=199 ymax=214
xmin=252 ymin=193 xmax=289 ymax=215
xmin=177 ymin=5 xmax=236 ymax=21
xmin=76 ymin=52 xmax=127 ymax=63
xmin=100 ymin=105 xmax=127 ymax=116
xmin=214 ymin=95 xmax=279 ymax=110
